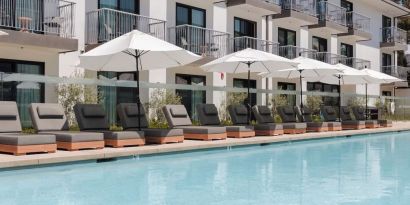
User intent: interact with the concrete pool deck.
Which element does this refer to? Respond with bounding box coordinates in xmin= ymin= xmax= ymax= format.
xmin=1 ymin=121 xmax=409 ymax=169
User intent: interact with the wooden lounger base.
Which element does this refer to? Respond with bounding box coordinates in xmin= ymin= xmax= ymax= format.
xmin=227 ymin=131 xmax=255 ymax=138
xmin=0 ymin=144 xmax=57 ymax=156
xmin=366 ymin=124 xmax=379 ymax=129
xmin=284 ymin=129 xmax=306 ymax=134
xmin=328 ymin=126 xmax=342 ymax=131
xmin=57 ymin=141 xmax=105 ymax=151
xmin=105 ymin=139 xmax=145 ymax=148
xmin=307 ymin=127 xmax=328 ymax=132
xmin=255 ymin=130 xmax=284 ymax=136
xmin=342 ymin=125 xmax=366 ymax=130
xmin=184 ymin=133 xmax=227 ymax=141
xmin=379 ymin=123 xmax=392 ymax=127
xmin=146 ymin=136 xmax=184 ymax=144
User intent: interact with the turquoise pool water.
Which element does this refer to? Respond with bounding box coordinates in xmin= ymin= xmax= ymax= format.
xmin=1 ymin=132 xmax=410 ymax=205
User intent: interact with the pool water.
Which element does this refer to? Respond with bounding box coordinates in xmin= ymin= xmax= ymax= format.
xmin=1 ymin=132 xmax=410 ymax=205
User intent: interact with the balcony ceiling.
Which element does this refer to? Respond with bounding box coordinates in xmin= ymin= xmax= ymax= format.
xmin=361 ymin=0 xmax=410 ymax=17
xmin=226 ymin=0 xmax=282 ymax=15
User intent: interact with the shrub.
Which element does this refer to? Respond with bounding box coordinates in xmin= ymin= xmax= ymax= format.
xmin=22 ymin=127 xmax=36 ymax=134
xmin=305 ymin=95 xmax=323 ymax=114
xmin=271 ymin=95 xmax=288 ymax=114
xmin=227 ymin=92 xmax=247 ymax=106
xmin=109 ymin=124 xmax=123 ymax=131
xmin=146 ymin=88 xmax=182 ymax=128
xmin=347 ymin=97 xmax=366 ymax=108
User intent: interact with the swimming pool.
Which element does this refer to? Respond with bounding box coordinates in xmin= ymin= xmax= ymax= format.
xmin=1 ymin=131 xmax=410 ymax=205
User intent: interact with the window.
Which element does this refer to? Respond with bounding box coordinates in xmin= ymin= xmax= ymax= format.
xmin=99 ymin=0 xmax=139 ymax=13
xmin=382 ymin=91 xmax=392 ymax=96
xmin=341 ymin=0 xmax=353 ymax=12
xmin=234 ymin=17 xmax=257 ymax=51
xmin=176 ymin=74 xmax=206 ymax=120
xmin=312 ymin=36 xmax=327 ymax=52
xmin=381 ymin=53 xmax=393 ymax=75
xmin=176 ymin=3 xmax=206 ymax=27
xmin=307 ymin=82 xmax=339 ymax=106
xmin=278 ymin=28 xmax=296 ymax=46
xmin=0 ymin=59 xmax=45 ymax=127
xmin=233 ymin=78 xmax=256 ymax=106
xmin=340 ymin=43 xmax=353 ymax=58
xmin=278 ymin=82 xmax=296 ymax=106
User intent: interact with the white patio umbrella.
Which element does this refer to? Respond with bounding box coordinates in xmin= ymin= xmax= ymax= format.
xmin=79 ymin=30 xmax=201 ymax=129
xmin=259 ymin=56 xmax=341 ymax=108
xmin=201 ymin=48 xmax=298 ymax=123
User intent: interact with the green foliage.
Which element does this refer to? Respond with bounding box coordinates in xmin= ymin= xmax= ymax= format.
xmin=69 ymin=125 xmax=80 ymax=131
xmin=149 ymin=119 xmax=169 ymax=129
xmin=191 ymin=120 xmax=201 ymax=126
xmin=271 ymin=95 xmax=288 ymax=114
xmin=347 ymin=97 xmax=366 ymax=108
xmin=145 ymin=88 xmax=182 ymax=127
xmin=311 ymin=115 xmax=322 ymax=123
xmin=250 ymin=120 xmax=257 ymax=126
xmin=274 ymin=114 xmax=282 ymax=123
xmin=227 ymin=92 xmax=247 ymax=106
xmin=109 ymin=124 xmax=123 ymax=131
xmin=56 ymin=70 xmax=103 ymax=127
xmin=22 ymin=127 xmax=36 ymax=134
xmin=305 ymin=95 xmax=323 ymax=114
xmin=220 ymin=119 xmax=233 ymax=126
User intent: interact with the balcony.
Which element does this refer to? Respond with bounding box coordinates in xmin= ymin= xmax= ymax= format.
xmin=230 ymin=36 xmax=279 ymax=54
xmin=86 ymin=8 xmax=166 ymax=46
xmin=315 ymin=52 xmax=348 ymax=65
xmin=309 ymin=1 xmax=348 ymax=35
xmin=344 ymin=57 xmax=371 ymax=70
xmin=380 ymin=27 xmax=407 ymax=51
xmin=0 ymin=0 xmax=77 ymax=52
xmin=382 ymin=65 xmax=410 ymax=81
xmin=167 ymin=25 xmax=231 ymax=59
xmin=278 ymin=45 xmax=317 ymax=59
xmin=338 ymin=11 xmax=371 ymax=42
xmin=271 ymin=0 xmax=318 ymax=27
xmin=226 ymin=0 xmax=281 ymax=15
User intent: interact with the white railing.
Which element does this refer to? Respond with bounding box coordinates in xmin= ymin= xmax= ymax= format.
xmin=86 ymin=8 xmax=166 ymax=44
xmin=346 ymin=11 xmax=370 ymax=33
xmin=168 ymin=24 xmax=231 ymax=58
xmin=382 ymin=65 xmax=410 ymax=80
xmin=344 ymin=58 xmax=371 ymax=70
xmin=279 ymin=45 xmax=317 ymax=59
xmin=281 ymin=0 xmax=317 ymax=17
xmin=230 ymin=36 xmax=279 ymax=54
xmin=0 ymin=0 xmax=75 ymax=38
xmin=317 ymin=1 xmax=346 ymax=26
xmin=381 ymin=27 xmax=407 ymax=44
xmin=316 ymin=52 xmax=348 ymax=65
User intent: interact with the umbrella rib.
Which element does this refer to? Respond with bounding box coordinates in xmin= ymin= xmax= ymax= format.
xmin=260 ymin=62 xmax=271 ymax=74
xmin=233 ymin=62 xmax=241 ymax=74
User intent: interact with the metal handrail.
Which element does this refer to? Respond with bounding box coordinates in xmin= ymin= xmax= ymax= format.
xmin=279 ymin=45 xmax=317 ymax=59
xmin=230 ymin=36 xmax=279 ymax=54
xmin=281 ymin=0 xmax=317 ymax=17
xmin=346 ymin=11 xmax=370 ymax=33
xmin=317 ymin=1 xmax=347 ymax=26
xmin=381 ymin=27 xmax=407 ymax=44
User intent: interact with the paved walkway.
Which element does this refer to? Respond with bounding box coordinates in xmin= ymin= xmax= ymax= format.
xmin=1 ymin=121 xmax=409 ymax=169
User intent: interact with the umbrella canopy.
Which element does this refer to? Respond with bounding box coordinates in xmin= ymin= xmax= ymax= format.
xmin=0 ymin=30 xmax=7 ymax=36
xmin=361 ymin=68 xmax=403 ymax=84
xmin=201 ymin=48 xmax=298 ymax=124
xmin=79 ymin=30 xmax=201 ymax=71
xmin=259 ymin=56 xmax=340 ymax=108
xmin=79 ymin=30 xmax=201 ymax=129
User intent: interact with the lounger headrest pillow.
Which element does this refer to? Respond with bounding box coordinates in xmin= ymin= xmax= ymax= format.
xmin=235 ymin=106 xmax=248 ymax=115
xmin=125 ymin=105 xmax=145 ymax=117
xmin=170 ymin=106 xmax=187 ymax=117
xmin=37 ymin=106 xmax=64 ymax=119
xmin=326 ymin=107 xmax=335 ymax=115
xmin=82 ymin=106 xmax=106 ymax=118
xmin=258 ymin=106 xmax=271 ymax=115
xmin=0 ymin=108 xmax=16 ymax=120
xmin=283 ymin=107 xmax=294 ymax=115
xmin=203 ymin=105 xmax=218 ymax=115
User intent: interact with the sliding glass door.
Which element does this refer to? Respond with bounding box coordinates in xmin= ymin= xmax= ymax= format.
xmin=234 ymin=17 xmax=257 ymax=51
xmin=175 ymin=74 xmax=206 ymax=120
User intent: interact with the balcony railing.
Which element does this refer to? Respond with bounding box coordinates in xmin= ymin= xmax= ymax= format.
xmin=317 ymin=1 xmax=346 ymax=26
xmin=346 ymin=11 xmax=370 ymax=33
xmin=86 ymin=8 xmax=166 ymax=44
xmin=279 ymin=45 xmax=317 ymax=59
xmin=281 ymin=0 xmax=317 ymax=17
xmin=391 ymin=0 xmax=407 ymax=6
xmin=168 ymin=24 xmax=231 ymax=58
xmin=316 ymin=52 xmax=348 ymax=65
xmin=382 ymin=65 xmax=410 ymax=80
xmin=344 ymin=58 xmax=371 ymax=70
xmin=265 ymin=0 xmax=282 ymax=5
xmin=230 ymin=36 xmax=279 ymax=54
xmin=0 ymin=0 xmax=75 ymax=38
xmin=381 ymin=27 xmax=407 ymax=44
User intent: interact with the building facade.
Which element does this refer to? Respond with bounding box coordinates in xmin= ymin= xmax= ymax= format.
xmin=0 ymin=0 xmax=409 ymax=124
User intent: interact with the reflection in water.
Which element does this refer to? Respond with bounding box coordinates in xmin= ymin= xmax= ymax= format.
xmin=1 ymin=132 xmax=410 ymax=204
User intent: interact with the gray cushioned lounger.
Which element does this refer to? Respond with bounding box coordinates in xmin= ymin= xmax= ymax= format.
xmin=30 ymin=103 xmax=104 ymax=151
xmin=276 ymin=106 xmax=307 ymax=134
xmin=351 ymin=106 xmax=379 ymax=128
xmin=162 ymin=105 xmax=226 ymax=141
xmin=340 ymin=106 xmax=366 ymax=130
xmin=320 ymin=106 xmax=342 ymax=131
xmin=74 ymin=104 xmax=145 ymax=147
xmin=294 ymin=106 xmax=328 ymax=132
xmin=249 ymin=105 xmax=284 ymax=136
xmin=0 ymin=101 xmax=56 ymax=155
xmin=117 ymin=103 xmax=184 ymax=144
xmin=197 ymin=104 xmax=254 ymax=138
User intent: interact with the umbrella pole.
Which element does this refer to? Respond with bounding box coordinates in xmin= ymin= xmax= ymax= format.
xmin=247 ymin=63 xmax=251 ymax=125
xmin=135 ymin=50 xmax=141 ymax=131
xmin=365 ymin=83 xmax=368 ymax=119
xmin=299 ymin=70 xmax=303 ymax=108
xmin=338 ymin=75 xmax=342 ymax=122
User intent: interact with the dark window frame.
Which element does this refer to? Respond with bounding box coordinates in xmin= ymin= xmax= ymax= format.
xmin=98 ymin=0 xmax=140 ymax=14
xmin=312 ymin=36 xmax=328 ymax=52
xmin=278 ymin=27 xmax=296 ymax=46
xmin=341 ymin=0 xmax=353 ymax=12
xmin=340 ymin=43 xmax=353 ymax=58
xmin=176 ymin=3 xmax=206 ymax=27
xmin=234 ymin=17 xmax=257 ymax=38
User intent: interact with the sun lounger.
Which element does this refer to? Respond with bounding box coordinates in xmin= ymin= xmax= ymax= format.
xmin=0 ymin=101 xmax=56 ymax=155
xmin=351 ymin=106 xmax=379 ymax=128
xmin=163 ymin=105 xmax=227 ymax=141
xmin=29 ymin=103 xmax=104 ymax=151
xmin=74 ymin=104 xmax=145 ymax=147
xmin=197 ymin=104 xmax=255 ymax=138
xmin=251 ymin=105 xmax=284 ymax=136
xmin=117 ymin=103 xmax=184 ymax=144
xmin=294 ymin=106 xmax=328 ymax=132
xmin=339 ymin=106 xmax=366 ymax=130
xmin=276 ymin=106 xmax=307 ymax=134
xmin=319 ymin=106 xmax=342 ymax=131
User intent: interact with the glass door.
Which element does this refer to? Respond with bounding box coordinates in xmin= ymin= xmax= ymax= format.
xmin=341 ymin=43 xmax=353 ymax=66
xmin=176 ymin=3 xmax=206 ymax=54
xmin=382 ymin=53 xmax=392 ymax=75
xmin=175 ymin=74 xmax=206 ymax=120
xmin=382 ymin=16 xmax=392 ymax=42
xmin=234 ymin=17 xmax=257 ymax=51
xmin=278 ymin=82 xmax=296 ymax=106
xmin=233 ymin=78 xmax=256 ymax=120
xmin=278 ymin=28 xmax=297 ymax=58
